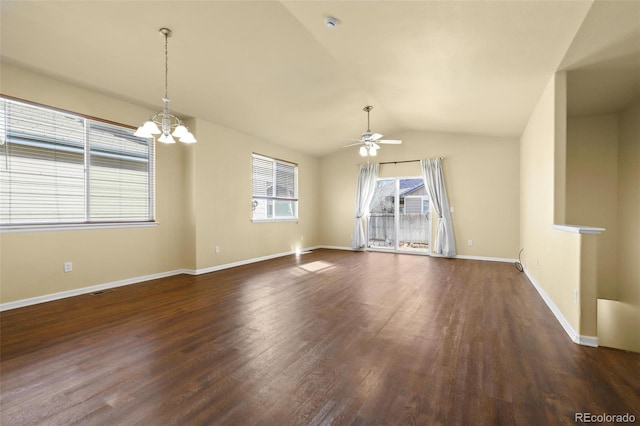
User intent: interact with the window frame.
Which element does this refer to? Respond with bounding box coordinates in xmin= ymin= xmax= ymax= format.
xmin=251 ymin=153 xmax=298 ymax=222
xmin=0 ymin=95 xmax=156 ymax=232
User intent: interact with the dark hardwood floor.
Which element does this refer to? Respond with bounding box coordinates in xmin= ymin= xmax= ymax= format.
xmin=1 ymin=249 xmax=639 ymax=425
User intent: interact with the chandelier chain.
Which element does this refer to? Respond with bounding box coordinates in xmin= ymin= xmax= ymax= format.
xmin=164 ymin=30 xmax=169 ymax=100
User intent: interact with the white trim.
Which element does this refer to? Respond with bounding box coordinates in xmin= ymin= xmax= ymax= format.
xmin=316 ymin=245 xmax=355 ymax=251
xmin=523 ymin=266 xmax=580 ymax=343
xmin=523 ymin=266 xmax=598 ymax=347
xmin=368 ymin=248 xmax=431 ymax=256
xmin=0 ymin=221 xmax=158 ymax=234
xmin=552 ymin=224 xmax=606 ymax=235
xmin=0 ymin=269 xmax=184 ymax=312
xmin=251 ymin=218 xmax=298 ymax=223
xmin=1 ymin=243 xmax=581 ymax=346
xmin=453 ymin=254 xmax=517 ymax=263
xmin=325 ymin=248 xmax=516 ymax=263
xmin=579 ymin=335 xmax=599 ymax=347
xmin=1 ymin=247 xmax=324 ymax=311
xmin=183 ymin=246 xmax=319 ymax=275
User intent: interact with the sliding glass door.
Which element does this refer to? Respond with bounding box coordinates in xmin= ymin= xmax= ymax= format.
xmin=368 ymin=177 xmax=431 ymax=254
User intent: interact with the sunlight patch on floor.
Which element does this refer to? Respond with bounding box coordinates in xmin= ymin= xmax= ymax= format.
xmin=298 ymin=261 xmax=335 ymax=273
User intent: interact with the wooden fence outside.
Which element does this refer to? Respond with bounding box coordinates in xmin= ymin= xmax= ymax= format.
xmin=368 ymin=213 xmax=430 ymax=249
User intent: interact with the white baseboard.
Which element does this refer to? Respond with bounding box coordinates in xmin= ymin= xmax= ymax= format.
xmin=523 ymin=266 xmax=598 ymax=348
xmin=0 ymin=246 xmax=543 ymax=314
xmin=453 ymin=254 xmax=517 ymax=263
xmin=0 ymin=269 xmax=185 ymax=312
xmin=318 ymin=245 xmax=355 ymax=251
xmin=0 ymin=246 xmax=323 ymax=311
xmin=579 ymin=335 xmax=599 ymax=347
xmin=184 ymin=245 xmax=324 ymax=275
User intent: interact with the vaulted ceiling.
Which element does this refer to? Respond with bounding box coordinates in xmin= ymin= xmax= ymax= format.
xmin=1 ymin=1 xmax=638 ymax=156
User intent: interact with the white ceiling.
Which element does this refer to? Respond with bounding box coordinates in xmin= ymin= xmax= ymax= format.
xmin=1 ymin=1 xmax=637 ymax=156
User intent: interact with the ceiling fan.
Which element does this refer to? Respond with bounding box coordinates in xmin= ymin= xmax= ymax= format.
xmin=343 ymin=105 xmax=402 ymax=157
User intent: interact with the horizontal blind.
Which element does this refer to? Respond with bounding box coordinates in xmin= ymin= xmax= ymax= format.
xmin=251 ymin=154 xmax=298 ymax=220
xmin=0 ymin=99 xmax=86 ymax=223
xmin=0 ymin=97 xmax=154 ymax=226
xmin=89 ymin=122 xmax=153 ymax=221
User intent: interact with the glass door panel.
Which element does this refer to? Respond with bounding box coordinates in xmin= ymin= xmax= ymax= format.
xmin=368 ymin=177 xmax=431 ymax=253
xmin=368 ymin=179 xmax=396 ymax=250
xmin=398 ymin=179 xmax=430 ymax=253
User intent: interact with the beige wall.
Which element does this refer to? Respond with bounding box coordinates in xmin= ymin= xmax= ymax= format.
xmin=0 ymin=63 xmax=188 ymax=303
xmin=598 ymin=99 xmax=640 ymax=352
xmin=520 ymin=74 xmax=582 ymax=335
xmin=566 ymin=114 xmax=618 ymax=300
xmin=190 ymin=118 xmax=320 ymax=270
xmin=319 ymin=130 xmax=520 ymax=259
xmin=0 ymin=63 xmax=321 ymax=304
xmin=618 ymin=100 xmax=640 ymax=306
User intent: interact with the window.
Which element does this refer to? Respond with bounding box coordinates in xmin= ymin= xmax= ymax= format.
xmin=0 ymin=97 xmax=155 ymax=228
xmin=252 ymin=153 xmax=298 ymax=221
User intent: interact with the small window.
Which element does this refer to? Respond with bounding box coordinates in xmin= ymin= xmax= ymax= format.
xmin=252 ymin=153 xmax=298 ymax=221
xmin=0 ymin=97 xmax=155 ymax=228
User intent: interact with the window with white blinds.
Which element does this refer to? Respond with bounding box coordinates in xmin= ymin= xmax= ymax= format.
xmin=251 ymin=153 xmax=298 ymax=221
xmin=0 ymin=97 xmax=155 ymax=227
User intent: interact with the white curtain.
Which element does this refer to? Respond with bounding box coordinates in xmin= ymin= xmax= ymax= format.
xmin=352 ymin=162 xmax=379 ymax=250
xmin=421 ymin=158 xmax=456 ymax=257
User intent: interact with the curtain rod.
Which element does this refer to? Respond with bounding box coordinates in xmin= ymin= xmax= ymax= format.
xmin=379 ymin=158 xmax=443 ymax=165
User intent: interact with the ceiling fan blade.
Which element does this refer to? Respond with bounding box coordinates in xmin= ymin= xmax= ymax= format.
xmin=342 ymin=142 xmax=363 ymax=148
xmin=377 ymin=139 xmax=402 ymax=144
xmin=372 ymin=142 xmax=381 ymax=150
xmin=369 ymin=132 xmax=383 ymax=141
xmin=340 ymin=137 xmax=363 ymax=142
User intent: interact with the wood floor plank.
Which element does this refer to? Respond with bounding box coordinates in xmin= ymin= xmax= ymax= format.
xmin=1 ymin=249 xmax=639 ymax=425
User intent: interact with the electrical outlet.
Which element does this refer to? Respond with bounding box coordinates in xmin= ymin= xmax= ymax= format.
xmin=300 ymin=235 xmax=304 ymax=241
xmin=573 ymin=289 xmax=578 ymax=304
xmin=64 ymin=262 xmax=73 ymax=273
xmin=215 ymin=246 xmax=220 ymax=254
xmin=468 ymin=240 xmax=473 ymax=246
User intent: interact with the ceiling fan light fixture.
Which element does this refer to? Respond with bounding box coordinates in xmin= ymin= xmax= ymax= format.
xmin=341 ymin=105 xmax=402 ymax=156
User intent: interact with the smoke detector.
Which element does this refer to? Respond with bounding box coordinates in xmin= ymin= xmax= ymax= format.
xmin=324 ymin=16 xmax=339 ymax=28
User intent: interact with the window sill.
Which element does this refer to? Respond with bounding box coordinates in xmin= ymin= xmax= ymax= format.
xmin=251 ymin=218 xmax=299 ymax=223
xmin=0 ymin=221 xmax=159 ymax=234
xmin=552 ymin=224 xmax=606 ymax=235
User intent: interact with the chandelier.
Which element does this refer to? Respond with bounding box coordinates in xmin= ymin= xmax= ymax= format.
xmin=135 ymin=28 xmax=196 ymax=144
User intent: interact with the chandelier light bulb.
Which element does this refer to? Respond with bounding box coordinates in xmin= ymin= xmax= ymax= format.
xmin=172 ymin=124 xmax=188 ymax=138
xmin=158 ymin=133 xmax=176 ymax=144
xmin=359 ymin=146 xmax=368 ymax=157
xmin=143 ymin=120 xmax=162 ymax=135
xmin=369 ymin=146 xmax=377 ymax=156
xmin=134 ymin=126 xmax=152 ymax=138
xmin=179 ymin=131 xmax=197 ymax=144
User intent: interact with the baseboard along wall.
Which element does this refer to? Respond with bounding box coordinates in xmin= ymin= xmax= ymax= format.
xmin=2 ymin=247 xmax=599 ymax=348
xmin=522 ymin=266 xmax=598 ymax=348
